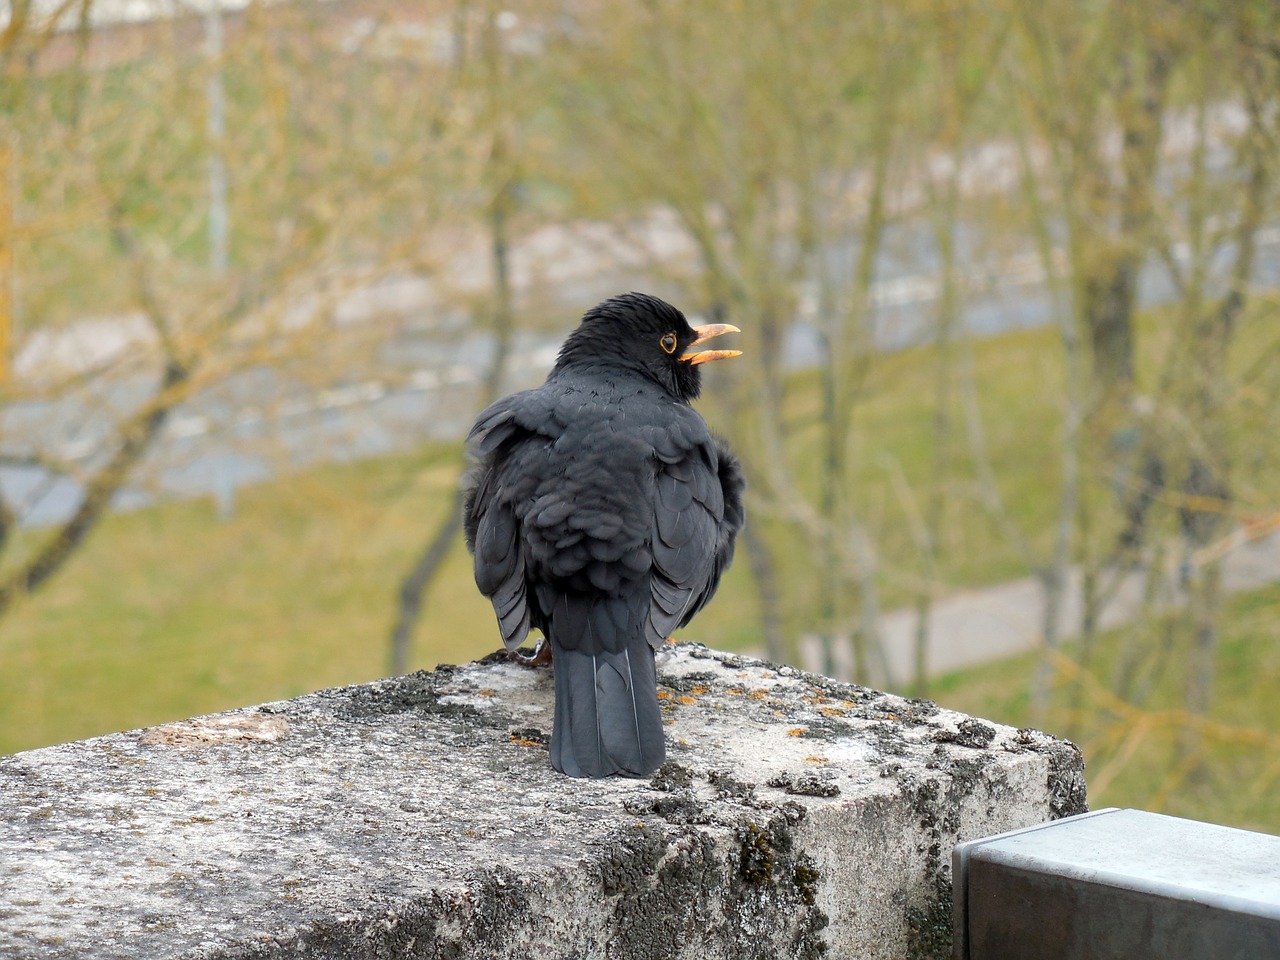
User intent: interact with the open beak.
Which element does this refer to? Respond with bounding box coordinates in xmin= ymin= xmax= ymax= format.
xmin=682 ymin=323 xmax=743 ymax=365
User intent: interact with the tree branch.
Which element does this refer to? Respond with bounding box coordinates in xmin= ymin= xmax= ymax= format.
xmin=0 ymin=357 xmax=189 ymax=614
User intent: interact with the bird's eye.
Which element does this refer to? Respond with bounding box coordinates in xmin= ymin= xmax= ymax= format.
xmin=660 ymin=333 xmax=678 ymax=355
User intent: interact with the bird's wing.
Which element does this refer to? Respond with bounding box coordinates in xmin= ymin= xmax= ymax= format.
xmin=646 ymin=422 xmax=745 ymax=649
xmin=462 ymin=390 xmax=559 ymax=650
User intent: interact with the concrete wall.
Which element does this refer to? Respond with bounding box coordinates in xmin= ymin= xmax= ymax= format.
xmin=0 ymin=643 xmax=1086 ymax=959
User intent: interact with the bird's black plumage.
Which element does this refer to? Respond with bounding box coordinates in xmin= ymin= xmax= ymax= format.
xmin=462 ymin=292 xmax=745 ymax=778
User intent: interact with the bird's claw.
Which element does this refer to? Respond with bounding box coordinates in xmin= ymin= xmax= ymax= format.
xmin=509 ymin=639 xmax=553 ymax=668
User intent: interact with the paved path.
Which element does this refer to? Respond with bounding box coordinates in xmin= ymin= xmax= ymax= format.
xmin=784 ymin=527 xmax=1280 ymax=687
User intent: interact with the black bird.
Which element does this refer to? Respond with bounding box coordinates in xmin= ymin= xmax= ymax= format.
xmin=462 ymin=293 xmax=745 ymax=778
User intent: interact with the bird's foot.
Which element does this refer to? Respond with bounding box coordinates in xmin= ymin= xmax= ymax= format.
xmin=509 ymin=639 xmax=553 ymax=668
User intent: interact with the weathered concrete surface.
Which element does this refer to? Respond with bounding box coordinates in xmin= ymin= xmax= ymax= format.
xmin=0 ymin=644 xmax=1086 ymax=959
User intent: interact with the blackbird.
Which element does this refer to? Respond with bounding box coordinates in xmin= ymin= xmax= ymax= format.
xmin=462 ymin=292 xmax=745 ymax=778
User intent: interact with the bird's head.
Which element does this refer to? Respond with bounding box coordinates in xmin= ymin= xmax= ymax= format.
xmin=551 ymin=293 xmax=741 ymax=402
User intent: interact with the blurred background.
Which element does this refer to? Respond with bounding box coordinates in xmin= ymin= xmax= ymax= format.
xmin=0 ymin=0 xmax=1276 ymax=830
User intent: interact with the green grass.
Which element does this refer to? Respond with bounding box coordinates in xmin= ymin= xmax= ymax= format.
xmin=0 ymin=449 xmax=484 ymax=750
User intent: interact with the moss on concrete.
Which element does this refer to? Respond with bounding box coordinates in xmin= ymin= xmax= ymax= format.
xmin=0 ymin=644 xmax=1084 ymax=959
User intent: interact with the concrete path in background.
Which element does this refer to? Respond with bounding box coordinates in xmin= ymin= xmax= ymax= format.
xmin=783 ymin=527 xmax=1280 ymax=687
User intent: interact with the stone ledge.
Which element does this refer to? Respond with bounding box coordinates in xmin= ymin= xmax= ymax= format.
xmin=0 ymin=643 xmax=1086 ymax=959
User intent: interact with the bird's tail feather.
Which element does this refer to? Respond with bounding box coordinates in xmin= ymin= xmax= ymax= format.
xmin=548 ymin=595 xmax=664 ymax=778
xmin=551 ymin=644 xmax=664 ymax=778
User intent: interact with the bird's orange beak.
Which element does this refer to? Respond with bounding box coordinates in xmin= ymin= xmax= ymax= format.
xmin=682 ymin=323 xmax=742 ymax=365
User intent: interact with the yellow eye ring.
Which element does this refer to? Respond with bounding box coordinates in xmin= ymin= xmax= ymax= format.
xmin=660 ymin=333 xmax=678 ymax=354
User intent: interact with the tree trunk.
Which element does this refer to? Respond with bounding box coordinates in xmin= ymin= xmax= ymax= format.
xmin=0 ymin=359 xmax=190 ymax=615
xmin=1182 ymin=557 xmax=1222 ymax=766
xmin=387 ymin=188 xmax=515 ymax=675
xmin=742 ymin=521 xmax=785 ymax=664
xmin=1170 ymin=63 xmax=1268 ymax=720
xmin=1083 ymin=41 xmax=1171 ymax=404
xmin=387 ymin=18 xmax=519 ymax=673
xmin=389 ymin=498 xmax=465 ymax=676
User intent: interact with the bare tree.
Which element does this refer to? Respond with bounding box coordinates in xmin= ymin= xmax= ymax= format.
xmin=390 ymin=1 xmax=530 ymax=674
xmin=1000 ymin=0 xmax=1279 ymax=733
xmin=548 ymin=0 xmax=924 ymax=680
xmin=901 ymin=1 xmax=1010 ymax=695
xmin=0 ymin=1 xmax=484 ymax=618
